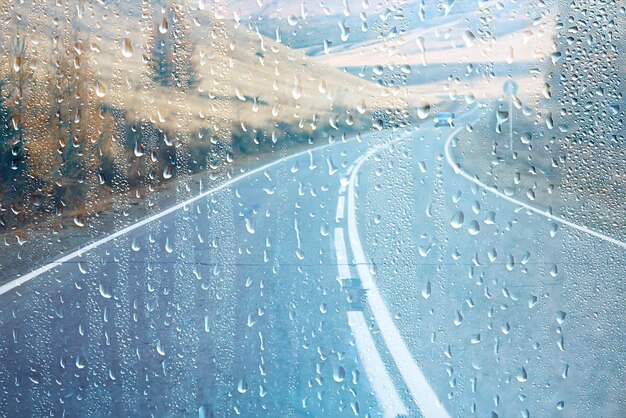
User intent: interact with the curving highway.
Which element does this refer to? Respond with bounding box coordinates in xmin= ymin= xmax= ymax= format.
xmin=1 ymin=106 xmax=624 ymax=417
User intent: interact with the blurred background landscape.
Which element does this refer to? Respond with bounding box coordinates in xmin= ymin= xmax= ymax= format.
xmin=0 ymin=0 xmax=624 ymax=278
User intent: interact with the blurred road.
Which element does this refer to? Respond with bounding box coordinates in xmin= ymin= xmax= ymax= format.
xmin=1 ymin=105 xmax=625 ymax=418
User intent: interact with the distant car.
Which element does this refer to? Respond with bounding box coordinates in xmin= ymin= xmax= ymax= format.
xmin=434 ymin=112 xmax=455 ymax=127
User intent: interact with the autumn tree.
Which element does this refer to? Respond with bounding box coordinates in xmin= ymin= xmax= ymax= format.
xmin=0 ymin=75 xmax=20 ymax=226
xmin=0 ymin=35 xmax=35 ymax=228
xmin=46 ymin=29 xmax=109 ymax=218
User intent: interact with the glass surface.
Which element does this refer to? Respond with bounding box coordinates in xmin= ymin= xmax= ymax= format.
xmin=0 ymin=1 xmax=624 ymax=417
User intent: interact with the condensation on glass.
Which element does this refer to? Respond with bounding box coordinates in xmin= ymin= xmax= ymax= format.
xmin=0 ymin=1 xmax=624 ymax=417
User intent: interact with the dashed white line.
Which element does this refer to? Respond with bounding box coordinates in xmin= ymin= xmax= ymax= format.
xmin=333 ymin=228 xmax=351 ymax=280
xmin=334 ymin=225 xmax=408 ymax=417
xmin=346 ymin=147 xmax=451 ymax=418
xmin=347 ymin=311 xmax=409 ymax=418
xmin=336 ymin=196 xmax=346 ymax=221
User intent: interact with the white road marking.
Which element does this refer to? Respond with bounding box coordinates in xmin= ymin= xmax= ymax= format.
xmin=334 ymin=228 xmax=351 ymax=280
xmin=347 ymin=311 xmax=409 ymax=418
xmin=334 ymin=226 xmax=408 ymax=417
xmin=0 ymin=137 xmax=357 ymax=296
xmin=340 ymin=105 xmax=626 ymax=418
xmin=336 ymin=196 xmax=346 ymax=221
xmin=346 ymin=147 xmax=452 ymax=418
xmin=443 ymin=122 xmax=626 ymax=250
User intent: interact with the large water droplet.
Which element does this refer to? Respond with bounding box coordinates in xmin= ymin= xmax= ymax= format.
xmin=245 ymin=217 xmax=255 ymax=234
xmin=237 ymin=378 xmax=248 ymax=394
xmin=450 ymin=211 xmax=464 ymax=229
xmin=468 ymin=220 xmax=480 ymax=236
xmin=159 ymin=17 xmax=169 ymax=34
xmin=417 ymin=102 xmax=431 ymax=119
xmin=121 ymin=38 xmax=133 ymax=58
xmin=333 ymin=365 xmax=346 ymax=382
xmin=95 ymin=80 xmax=107 ymax=97
xmin=462 ymin=30 xmax=476 ymax=47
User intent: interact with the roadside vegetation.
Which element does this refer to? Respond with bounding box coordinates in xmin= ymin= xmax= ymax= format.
xmin=0 ymin=2 xmax=412 ymax=272
xmin=452 ymin=102 xmax=626 ymax=241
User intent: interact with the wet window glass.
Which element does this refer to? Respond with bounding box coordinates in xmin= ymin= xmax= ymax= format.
xmin=0 ymin=0 xmax=624 ymax=417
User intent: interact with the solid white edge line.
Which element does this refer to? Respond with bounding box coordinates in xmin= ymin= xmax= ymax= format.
xmin=336 ymin=196 xmax=346 ymax=222
xmin=347 ymin=311 xmax=409 ymax=418
xmin=0 ymin=136 xmax=359 ymax=296
xmin=347 ymin=146 xmax=452 ymax=418
xmin=443 ymin=118 xmax=626 ymax=250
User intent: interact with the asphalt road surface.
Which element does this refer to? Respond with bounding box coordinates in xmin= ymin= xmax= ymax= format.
xmin=1 ymin=106 xmax=624 ymax=417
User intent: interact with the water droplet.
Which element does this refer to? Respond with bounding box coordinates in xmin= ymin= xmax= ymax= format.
xmin=333 ymin=365 xmax=346 ymax=382
xmin=550 ymin=264 xmax=558 ymax=277
xmin=159 ymin=17 xmax=169 ymax=34
xmin=327 ymin=156 xmax=337 ymax=176
xmin=516 ymin=367 xmax=528 ymax=382
xmin=292 ymin=75 xmax=302 ymax=100
xmin=484 ymin=211 xmax=496 ymax=225
xmin=468 ymin=220 xmax=480 ymax=236
xmin=557 ymin=336 xmax=565 ymax=351
xmin=237 ymin=378 xmax=248 ymax=394
xmin=75 ymin=354 xmax=86 ymax=369
xmin=163 ymin=164 xmax=173 ymax=179
xmin=417 ymin=102 xmax=431 ymax=119
xmin=418 ymin=243 xmax=433 ymax=257
xmin=453 ymin=310 xmax=463 ymax=326
xmin=245 ymin=217 xmax=255 ymax=234
xmin=549 ymin=223 xmax=559 ymax=237
xmin=156 ymin=339 xmax=165 ymax=356
xmin=133 ymin=142 xmax=144 ymax=157
xmin=506 ymin=255 xmax=515 ymax=271
xmin=95 ymin=80 xmax=107 ymax=97
xmin=357 ymin=99 xmax=367 ymax=114
xmin=121 ymin=38 xmax=133 ymax=58
xmin=99 ymin=283 xmax=112 ymax=299
xmin=450 ymin=211 xmax=464 ymax=229
xmin=462 ymin=30 xmax=476 ymax=47
xmin=164 ymin=237 xmax=173 ymax=253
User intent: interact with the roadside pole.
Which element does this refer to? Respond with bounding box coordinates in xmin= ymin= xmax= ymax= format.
xmin=503 ymin=80 xmax=518 ymax=155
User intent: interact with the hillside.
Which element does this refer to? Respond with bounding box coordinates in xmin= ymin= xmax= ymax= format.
xmin=0 ymin=0 xmax=410 ymax=264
